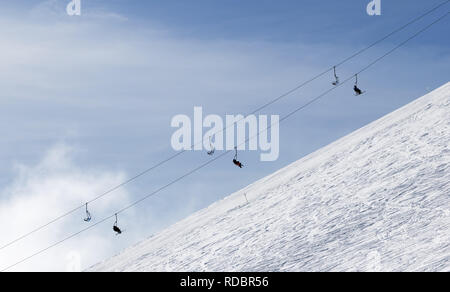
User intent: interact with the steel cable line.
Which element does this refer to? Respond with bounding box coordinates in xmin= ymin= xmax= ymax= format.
xmin=1 ymin=0 xmax=448 ymax=252
xmin=2 ymin=10 xmax=448 ymax=272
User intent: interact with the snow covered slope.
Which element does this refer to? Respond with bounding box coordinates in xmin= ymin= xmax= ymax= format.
xmin=90 ymin=83 xmax=450 ymax=272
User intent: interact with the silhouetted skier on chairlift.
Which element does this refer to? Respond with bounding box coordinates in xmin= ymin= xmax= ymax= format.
xmin=233 ymin=159 xmax=243 ymax=168
xmin=353 ymin=74 xmax=365 ymax=96
xmin=113 ymin=214 xmax=122 ymax=235
xmin=233 ymin=147 xmax=243 ymax=168
xmin=354 ymin=85 xmax=363 ymax=95
xmin=113 ymin=225 xmax=122 ymax=234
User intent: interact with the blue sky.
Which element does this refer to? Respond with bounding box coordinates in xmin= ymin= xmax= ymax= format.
xmin=0 ymin=0 xmax=449 ymax=271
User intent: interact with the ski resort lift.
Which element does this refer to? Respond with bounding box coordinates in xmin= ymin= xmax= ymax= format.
xmin=207 ymin=136 xmax=215 ymax=156
xmin=83 ymin=203 xmax=92 ymax=222
xmin=353 ymin=74 xmax=365 ymax=96
xmin=113 ymin=213 xmax=122 ymax=235
xmin=332 ymin=66 xmax=339 ymax=86
xmin=232 ymin=147 xmax=244 ymax=168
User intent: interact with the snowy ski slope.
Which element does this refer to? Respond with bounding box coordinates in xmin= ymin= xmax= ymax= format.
xmin=90 ymin=83 xmax=450 ymax=272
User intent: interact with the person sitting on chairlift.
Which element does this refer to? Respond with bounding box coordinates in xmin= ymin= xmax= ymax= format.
xmin=233 ymin=147 xmax=244 ymax=168
xmin=353 ymin=74 xmax=364 ymax=96
xmin=113 ymin=214 xmax=122 ymax=235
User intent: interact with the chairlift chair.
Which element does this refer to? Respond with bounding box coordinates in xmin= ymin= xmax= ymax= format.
xmin=207 ymin=136 xmax=215 ymax=156
xmin=84 ymin=203 xmax=91 ymax=222
xmin=332 ymin=66 xmax=340 ymax=86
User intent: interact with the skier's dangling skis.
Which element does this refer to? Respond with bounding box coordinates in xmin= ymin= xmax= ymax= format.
xmin=233 ymin=147 xmax=244 ymax=168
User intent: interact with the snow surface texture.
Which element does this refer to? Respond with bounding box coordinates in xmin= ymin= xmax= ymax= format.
xmin=90 ymin=83 xmax=450 ymax=272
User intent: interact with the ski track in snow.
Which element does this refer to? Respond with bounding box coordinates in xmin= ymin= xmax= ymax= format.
xmin=90 ymin=83 xmax=450 ymax=272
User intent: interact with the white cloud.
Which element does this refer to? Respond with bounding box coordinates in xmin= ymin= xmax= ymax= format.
xmin=0 ymin=144 xmax=139 ymax=271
